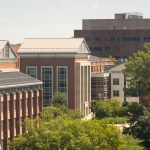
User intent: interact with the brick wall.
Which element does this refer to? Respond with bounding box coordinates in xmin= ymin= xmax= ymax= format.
xmin=20 ymin=57 xmax=76 ymax=109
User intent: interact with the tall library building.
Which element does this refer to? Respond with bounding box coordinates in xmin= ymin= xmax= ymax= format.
xmin=18 ymin=38 xmax=92 ymax=118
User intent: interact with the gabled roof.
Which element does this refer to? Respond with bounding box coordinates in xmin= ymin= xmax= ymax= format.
xmin=11 ymin=44 xmax=21 ymax=53
xmin=0 ymin=40 xmax=8 ymax=50
xmin=18 ymin=38 xmax=90 ymax=54
xmin=109 ymin=63 xmax=125 ymax=72
xmin=0 ymin=71 xmax=42 ymax=89
xmin=0 ymin=40 xmax=18 ymax=57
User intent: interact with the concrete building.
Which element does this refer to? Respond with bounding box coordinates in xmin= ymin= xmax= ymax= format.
xmin=109 ymin=63 xmax=139 ymax=103
xmin=74 ymin=12 xmax=150 ymax=58
xmin=0 ymin=40 xmax=19 ymax=71
xmin=18 ymin=38 xmax=92 ymax=117
xmin=0 ymin=71 xmax=43 ymax=150
xmin=89 ymin=55 xmax=114 ymax=100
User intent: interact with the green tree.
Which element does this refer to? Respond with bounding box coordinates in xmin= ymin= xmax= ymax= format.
xmin=127 ymin=102 xmax=145 ymax=125
xmin=52 ymin=92 xmax=67 ymax=107
xmin=124 ymin=43 xmax=150 ymax=98
xmin=132 ymin=114 xmax=150 ymax=142
xmin=9 ymin=106 xmax=121 ymax=150
xmin=107 ymin=55 xmax=117 ymax=64
xmin=91 ymin=99 xmax=121 ymax=118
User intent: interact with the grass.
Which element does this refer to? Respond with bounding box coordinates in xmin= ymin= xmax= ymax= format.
xmin=100 ymin=117 xmax=128 ymax=124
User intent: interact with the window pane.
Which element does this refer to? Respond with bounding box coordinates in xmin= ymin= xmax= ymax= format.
xmin=27 ymin=67 xmax=37 ymax=78
xmin=57 ymin=67 xmax=68 ymax=94
xmin=42 ymin=67 xmax=53 ymax=106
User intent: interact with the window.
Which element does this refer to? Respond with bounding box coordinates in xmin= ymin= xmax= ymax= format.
xmin=90 ymin=47 xmax=102 ymax=53
xmin=144 ymin=37 xmax=150 ymax=41
xmin=113 ymin=90 xmax=119 ymax=97
xmin=57 ymin=66 xmax=68 ymax=93
xmin=26 ymin=66 xmax=37 ymax=78
xmin=104 ymin=65 xmax=113 ymax=71
xmin=105 ymin=47 xmax=110 ymax=50
xmin=41 ymin=67 xmax=53 ymax=106
xmin=123 ymin=37 xmax=141 ymax=42
xmin=5 ymin=45 xmax=9 ymax=58
xmin=113 ymin=78 xmax=119 ymax=85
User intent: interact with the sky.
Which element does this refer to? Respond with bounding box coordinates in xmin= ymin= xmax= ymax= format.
xmin=0 ymin=0 xmax=150 ymax=43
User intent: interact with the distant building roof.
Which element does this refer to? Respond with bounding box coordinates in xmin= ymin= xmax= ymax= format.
xmin=18 ymin=38 xmax=90 ymax=54
xmin=11 ymin=44 xmax=21 ymax=53
xmin=0 ymin=40 xmax=18 ymax=57
xmin=0 ymin=71 xmax=42 ymax=89
xmin=108 ymin=63 xmax=125 ymax=72
xmin=88 ymin=55 xmax=112 ymax=62
xmin=0 ymin=40 xmax=8 ymax=50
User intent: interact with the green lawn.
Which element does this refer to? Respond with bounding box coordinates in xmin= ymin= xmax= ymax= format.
xmin=100 ymin=117 xmax=128 ymax=124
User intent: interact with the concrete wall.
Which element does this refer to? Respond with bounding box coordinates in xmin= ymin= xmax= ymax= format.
xmin=82 ymin=19 xmax=150 ymax=30
xmin=111 ymin=71 xmax=124 ymax=101
xmin=75 ymin=61 xmax=91 ymax=117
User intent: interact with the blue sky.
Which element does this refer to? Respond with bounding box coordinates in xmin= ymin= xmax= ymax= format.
xmin=0 ymin=0 xmax=150 ymax=43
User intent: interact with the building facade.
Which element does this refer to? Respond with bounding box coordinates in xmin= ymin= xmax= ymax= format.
xmin=74 ymin=12 xmax=150 ymax=58
xmin=109 ymin=63 xmax=139 ymax=103
xmin=18 ymin=38 xmax=92 ymax=117
xmin=0 ymin=71 xmax=43 ymax=150
xmin=89 ymin=56 xmax=114 ymax=100
xmin=0 ymin=41 xmax=19 ymax=70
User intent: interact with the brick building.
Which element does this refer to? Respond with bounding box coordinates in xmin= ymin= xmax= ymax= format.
xmin=89 ymin=56 xmax=114 ymax=100
xmin=0 ymin=71 xmax=43 ymax=150
xmin=18 ymin=38 xmax=92 ymax=117
xmin=74 ymin=12 xmax=150 ymax=58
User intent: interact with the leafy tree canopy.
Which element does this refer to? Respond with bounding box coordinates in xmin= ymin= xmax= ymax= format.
xmin=52 ymin=92 xmax=67 ymax=107
xmin=124 ymin=42 xmax=150 ymax=97
xmin=9 ymin=106 xmax=121 ymax=150
xmin=91 ymin=99 xmax=121 ymax=118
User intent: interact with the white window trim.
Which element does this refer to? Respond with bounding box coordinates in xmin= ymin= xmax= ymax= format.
xmin=26 ymin=66 xmax=37 ymax=79
xmin=41 ymin=66 xmax=53 ymax=102
xmin=57 ymin=66 xmax=68 ymax=108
